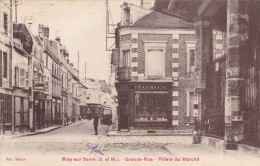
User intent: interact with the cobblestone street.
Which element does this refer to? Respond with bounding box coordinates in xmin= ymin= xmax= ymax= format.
xmin=1 ymin=120 xmax=260 ymax=166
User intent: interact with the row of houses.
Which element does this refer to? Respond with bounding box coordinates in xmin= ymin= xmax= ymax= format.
xmin=0 ymin=0 xmax=87 ymax=133
xmin=111 ymin=0 xmax=260 ymax=148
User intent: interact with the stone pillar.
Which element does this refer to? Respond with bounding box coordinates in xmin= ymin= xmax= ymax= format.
xmin=194 ymin=18 xmax=214 ymax=132
xmin=225 ymin=0 xmax=249 ymax=143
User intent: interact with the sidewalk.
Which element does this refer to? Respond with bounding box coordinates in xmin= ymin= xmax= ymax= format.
xmin=107 ymin=115 xmax=194 ymax=137
xmin=0 ymin=122 xmax=73 ymax=140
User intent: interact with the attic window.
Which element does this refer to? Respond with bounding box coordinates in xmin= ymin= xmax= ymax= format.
xmin=124 ymin=7 xmax=130 ymax=25
xmin=4 ymin=13 xmax=8 ymax=35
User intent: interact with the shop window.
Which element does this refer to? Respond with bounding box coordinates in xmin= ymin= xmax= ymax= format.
xmin=145 ymin=49 xmax=165 ymax=78
xmin=4 ymin=13 xmax=8 ymax=35
xmin=3 ymin=52 xmax=7 ymax=78
xmin=135 ymin=93 xmax=168 ymax=121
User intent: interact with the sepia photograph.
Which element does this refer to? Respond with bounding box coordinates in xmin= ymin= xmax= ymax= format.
xmin=0 ymin=0 xmax=260 ymax=166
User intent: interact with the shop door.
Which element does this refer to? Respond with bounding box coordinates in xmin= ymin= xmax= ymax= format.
xmin=119 ymin=92 xmax=129 ymax=130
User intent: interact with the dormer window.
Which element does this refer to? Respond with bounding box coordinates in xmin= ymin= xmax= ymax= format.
xmin=123 ymin=7 xmax=130 ymax=25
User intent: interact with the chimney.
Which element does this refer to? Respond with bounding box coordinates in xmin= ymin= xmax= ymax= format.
xmin=55 ymin=36 xmax=61 ymax=43
xmin=140 ymin=0 xmax=144 ymax=7
xmin=38 ymin=24 xmax=44 ymax=39
xmin=140 ymin=0 xmax=153 ymax=9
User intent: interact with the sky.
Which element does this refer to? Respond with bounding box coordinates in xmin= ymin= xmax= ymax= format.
xmin=18 ymin=0 xmax=141 ymax=81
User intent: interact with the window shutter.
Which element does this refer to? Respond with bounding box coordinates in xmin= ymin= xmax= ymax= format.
xmin=26 ymin=71 xmax=29 ymax=88
xmin=20 ymin=68 xmax=25 ymax=87
xmin=0 ymin=50 xmax=2 ymax=87
xmin=15 ymin=66 xmax=19 ymax=86
xmin=3 ymin=52 xmax=7 ymax=78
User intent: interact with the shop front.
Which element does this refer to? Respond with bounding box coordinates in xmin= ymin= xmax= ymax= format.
xmin=115 ymin=82 xmax=173 ymax=130
xmin=52 ymin=97 xmax=62 ymax=125
xmin=34 ymin=91 xmax=47 ymax=130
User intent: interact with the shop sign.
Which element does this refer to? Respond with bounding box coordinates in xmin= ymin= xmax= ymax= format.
xmin=34 ymin=92 xmax=47 ymax=100
xmin=134 ymin=85 xmax=168 ymax=91
xmin=34 ymin=81 xmax=48 ymax=91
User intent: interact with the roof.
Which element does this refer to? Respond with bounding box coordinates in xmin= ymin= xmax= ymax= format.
xmin=133 ymin=11 xmax=194 ymax=29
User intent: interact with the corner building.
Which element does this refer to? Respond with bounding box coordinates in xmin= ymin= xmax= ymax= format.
xmin=113 ymin=2 xmax=200 ymax=131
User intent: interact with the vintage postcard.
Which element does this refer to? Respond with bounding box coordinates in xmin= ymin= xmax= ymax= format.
xmin=0 ymin=0 xmax=260 ymax=166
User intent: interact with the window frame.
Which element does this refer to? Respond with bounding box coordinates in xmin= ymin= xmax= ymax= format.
xmin=185 ymin=41 xmax=196 ymax=73
xmin=144 ymin=41 xmax=166 ymax=79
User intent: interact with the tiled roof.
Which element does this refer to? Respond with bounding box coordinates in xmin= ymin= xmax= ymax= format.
xmin=133 ymin=11 xmax=194 ymax=29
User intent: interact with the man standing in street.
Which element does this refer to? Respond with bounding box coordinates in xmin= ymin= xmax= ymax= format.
xmin=93 ymin=114 xmax=99 ymax=135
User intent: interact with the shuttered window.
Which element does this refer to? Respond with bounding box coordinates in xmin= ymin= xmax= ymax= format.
xmin=0 ymin=50 xmax=2 ymax=87
xmin=4 ymin=13 xmax=8 ymax=35
xmin=26 ymin=71 xmax=29 ymax=88
xmin=3 ymin=52 xmax=7 ymax=78
xmin=20 ymin=68 xmax=25 ymax=87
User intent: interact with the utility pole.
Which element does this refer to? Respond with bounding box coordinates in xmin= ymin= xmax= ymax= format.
xmin=78 ymin=50 xmax=80 ymax=79
xmin=85 ymin=62 xmax=86 ymax=85
xmin=14 ymin=0 xmax=18 ymax=23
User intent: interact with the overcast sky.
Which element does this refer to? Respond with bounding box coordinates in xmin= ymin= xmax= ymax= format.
xmin=18 ymin=0 xmax=141 ymax=81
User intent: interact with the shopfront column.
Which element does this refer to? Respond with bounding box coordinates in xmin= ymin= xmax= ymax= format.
xmin=225 ymin=0 xmax=249 ymax=143
xmin=194 ymin=18 xmax=214 ymax=131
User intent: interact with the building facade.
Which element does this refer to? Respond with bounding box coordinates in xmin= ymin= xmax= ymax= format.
xmin=113 ymin=2 xmax=202 ymax=131
xmin=154 ymin=0 xmax=260 ymax=148
xmin=12 ymin=24 xmax=33 ymax=132
xmin=0 ymin=0 xmax=13 ymax=133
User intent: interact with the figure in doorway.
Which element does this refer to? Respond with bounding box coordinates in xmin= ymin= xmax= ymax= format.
xmin=93 ymin=114 xmax=99 ymax=135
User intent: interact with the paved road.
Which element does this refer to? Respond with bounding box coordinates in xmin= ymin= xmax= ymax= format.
xmin=1 ymin=120 xmax=259 ymax=166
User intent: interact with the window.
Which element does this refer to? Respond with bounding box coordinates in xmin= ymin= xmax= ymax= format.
xmin=135 ymin=93 xmax=168 ymax=120
xmin=186 ymin=91 xmax=198 ymax=117
xmin=145 ymin=49 xmax=165 ymax=78
xmin=0 ymin=50 xmax=2 ymax=87
xmin=20 ymin=68 xmax=25 ymax=87
xmin=52 ymin=62 xmax=54 ymax=74
xmin=4 ymin=13 xmax=8 ymax=35
xmin=25 ymin=71 xmax=29 ymax=88
xmin=188 ymin=50 xmax=195 ymax=72
xmin=185 ymin=41 xmax=196 ymax=73
xmin=121 ymin=50 xmax=130 ymax=67
xmin=123 ymin=7 xmax=130 ymax=25
xmin=3 ymin=52 xmax=8 ymax=78
xmin=15 ymin=67 xmax=19 ymax=86
xmin=46 ymin=54 xmax=48 ymax=67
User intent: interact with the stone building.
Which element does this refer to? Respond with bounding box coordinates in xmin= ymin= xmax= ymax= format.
xmin=12 ymin=24 xmax=33 ymax=132
xmin=154 ymin=0 xmax=260 ymax=148
xmin=0 ymin=0 xmax=13 ymax=133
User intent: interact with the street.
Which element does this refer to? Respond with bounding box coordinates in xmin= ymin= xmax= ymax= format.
xmin=1 ymin=120 xmax=260 ymax=166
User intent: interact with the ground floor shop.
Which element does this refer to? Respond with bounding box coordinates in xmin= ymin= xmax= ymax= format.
xmin=52 ymin=97 xmax=62 ymax=125
xmin=13 ymin=88 xmax=30 ymax=132
xmin=33 ymin=91 xmax=47 ymax=130
xmin=115 ymin=81 xmax=173 ymax=130
xmin=0 ymin=93 xmax=12 ymax=134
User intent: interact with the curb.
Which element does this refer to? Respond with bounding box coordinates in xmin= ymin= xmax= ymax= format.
xmin=2 ymin=122 xmax=73 ymax=139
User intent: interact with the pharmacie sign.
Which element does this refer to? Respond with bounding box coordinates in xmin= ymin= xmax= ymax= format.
xmin=116 ymin=82 xmax=172 ymax=91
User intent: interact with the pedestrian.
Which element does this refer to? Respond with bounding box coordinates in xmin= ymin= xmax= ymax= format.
xmin=93 ymin=114 xmax=99 ymax=135
xmin=65 ymin=113 xmax=69 ymax=125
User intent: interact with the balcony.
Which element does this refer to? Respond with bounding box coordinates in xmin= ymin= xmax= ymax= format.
xmin=116 ymin=67 xmax=131 ymax=81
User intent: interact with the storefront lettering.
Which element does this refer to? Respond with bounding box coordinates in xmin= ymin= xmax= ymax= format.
xmin=134 ymin=85 xmax=168 ymax=91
